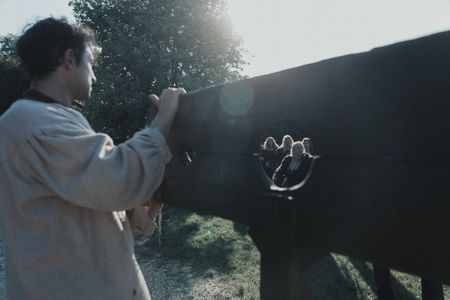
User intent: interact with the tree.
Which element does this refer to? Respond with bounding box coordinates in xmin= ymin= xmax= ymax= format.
xmin=0 ymin=35 xmax=29 ymax=115
xmin=69 ymin=0 xmax=247 ymax=142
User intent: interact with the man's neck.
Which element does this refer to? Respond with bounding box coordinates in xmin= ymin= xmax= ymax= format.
xmin=30 ymin=78 xmax=73 ymax=106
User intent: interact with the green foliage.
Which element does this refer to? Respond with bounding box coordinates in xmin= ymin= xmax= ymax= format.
xmin=69 ymin=0 xmax=246 ymax=142
xmin=0 ymin=35 xmax=29 ymax=115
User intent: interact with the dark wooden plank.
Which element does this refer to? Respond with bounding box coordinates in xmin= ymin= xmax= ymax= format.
xmin=165 ymin=31 xmax=450 ymax=284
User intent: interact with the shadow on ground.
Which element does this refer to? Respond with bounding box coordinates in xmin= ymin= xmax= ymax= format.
xmin=133 ymin=207 xmax=448 ymax=299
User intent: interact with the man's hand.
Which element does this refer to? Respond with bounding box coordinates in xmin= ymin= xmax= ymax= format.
xmin=149 ymin=87 xmax=186 ymax=113
xmin=129 ymin=195 xmax=163 ymax=236
xmin=150 ymin=87 xmax=186 ymax=137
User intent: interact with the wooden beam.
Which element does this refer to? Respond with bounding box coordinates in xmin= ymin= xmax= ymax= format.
xmin=165 ymin=31 xmax=450 ymax=284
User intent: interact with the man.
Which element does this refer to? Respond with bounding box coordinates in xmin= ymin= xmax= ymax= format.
xmin=0 ymin=17 xmax=185 ymax=299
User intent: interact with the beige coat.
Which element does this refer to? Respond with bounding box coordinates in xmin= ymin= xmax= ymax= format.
xmin=0 ymin=99 xmax=172 ymax=300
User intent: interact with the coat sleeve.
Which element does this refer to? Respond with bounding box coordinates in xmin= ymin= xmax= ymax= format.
xmin=21 ymin=121 xmax=171 ymax=211
xmin=272 ymin=156 xmax=290 ymax=186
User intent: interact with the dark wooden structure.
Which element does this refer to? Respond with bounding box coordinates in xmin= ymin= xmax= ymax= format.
xmin=164 ymin=31 xmax=450 ymax=298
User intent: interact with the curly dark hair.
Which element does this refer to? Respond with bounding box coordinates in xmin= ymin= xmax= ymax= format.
xmin=16 ymin=17 xmax=99 ymax=80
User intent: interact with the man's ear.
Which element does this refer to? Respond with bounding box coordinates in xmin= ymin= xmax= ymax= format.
xmin=62 ymin=49 xmax=77 ymax=70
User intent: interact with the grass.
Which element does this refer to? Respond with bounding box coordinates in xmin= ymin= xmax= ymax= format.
xmin=135 ymin=206 xmax=449 ymax=299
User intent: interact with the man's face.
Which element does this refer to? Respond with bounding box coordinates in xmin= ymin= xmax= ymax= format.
xmin=71 ymin=47 xmax=97 ymax=101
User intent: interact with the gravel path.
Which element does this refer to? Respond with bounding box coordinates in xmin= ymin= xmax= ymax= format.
xmin=139 ymin=256 xmax=233 ymax=300
xmin=135 ymin=236 xmax=236 ymax=300
xmin=0 ymin=234 xmax=230 ymax=300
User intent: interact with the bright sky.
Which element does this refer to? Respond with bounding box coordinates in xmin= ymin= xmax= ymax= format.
xmin=2 ymin=0 xmax=450 ymax=77
xmin=0 ymin=0 xmax=75 ymax=35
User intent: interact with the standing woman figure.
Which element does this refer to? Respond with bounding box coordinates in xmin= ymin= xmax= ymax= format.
xmin=277 ymin=134 xmax=293 ymax=164
xmin=260 ymin=137 xmax=279 ymax=177
xmin=302 ymin=137 xmax=313 ymax=155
